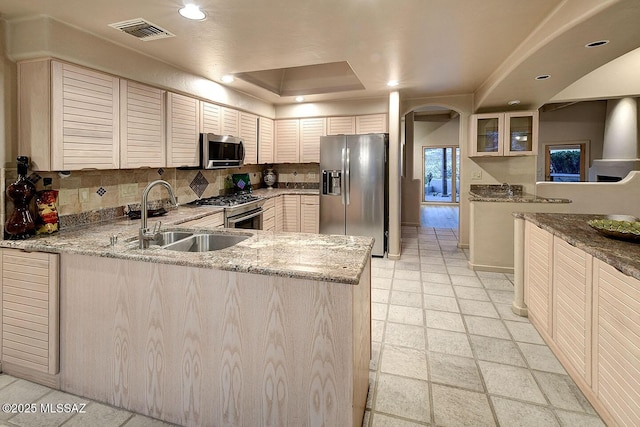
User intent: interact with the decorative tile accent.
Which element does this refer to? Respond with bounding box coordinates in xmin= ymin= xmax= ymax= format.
xmin=157 ymin=168 xmax=164 ymax=176
xmin=96 ymin=187 xmax=107 ymax=197
xmin=189 ymin=171 xmax=209 ymax=198
xmin=27 ymin=173 xmax=42 ymax=185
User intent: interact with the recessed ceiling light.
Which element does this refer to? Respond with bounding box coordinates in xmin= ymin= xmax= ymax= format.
xmin=179 ymin=4 xmax=206 ymax=20
xmin=387 ymin=80 xmax=399 ymax=87
xmin=508 ymin=100 xmax=521 ymax=106
xmin=295 ymin=96 xmax=305 ymax=102
xmin=585 ymin=40 xmax=609 ymax=48
xmin=535 ymin=74 xmax=551 ymax=81
xmin=220 ymin=75 xmax=235 ymax=83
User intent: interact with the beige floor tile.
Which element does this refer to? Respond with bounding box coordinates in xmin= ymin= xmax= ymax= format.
xmin=373 ymin=267 xmax=394 ymax=279
xmin=372 ymin=288 xmax=391 ymax=303
xmin=464 ymin=315 xmax=511 ymax=339
xmin=384 ymin=322 xmax=426 ymax=350
xmin=374 ymin=374 xmax=430 ymax=423
xmin=479 ymin=361 xmax=546 ymax=404
xmin=480 ymin=277 xmax=514 ymax=291
xmin=449 ymin=275 xmax=483 ymax=288
xmin=394 ymin=270 xmax=421 ymax=281
xmin=427 ymin=328 xmax=473 ymax=358
xmin=390 ymin=290 xmax=423 ymax=308
xmin=423 ymin=283 xmax=455 ymax=298
xmin=423 ymin=295 xmax=459 ymax=313
xmin=486 ymin=289 xmax=513 ymax=304
xmin=425 ymin=310 xmax=465 ymax=332
xmin=475 ymin=271 xmax=509 ymax=279
xmin=420 ymin=256 xmax=446 ymax=266
xmin=431 ymin=384 xmax=496 ymax=427
xmin=429 ymin=352 xmax=484 ymax=392
xmin=458 ymin=300 xmax=499 ymax=318
xmin=371 ymin=413 xmax=426 ymax=427
xmin=380 ymin=345 xmax=429 ymax=380
xmin=421 ymin=272 xmax=450 ymax=284
xmin=420 ymin=263 xmax=448 ymax=273
xmin=121 ymin=415 xmax=179 ymax=426
xmin=9 ymin=390 xmax=89 ymax=427
xmin=395 ymin=261 xmax=421 ymax=271
xmin=504 ymin=321 xmax=546 ymax=345
xmin=554 ymin=410 xmax=606 ymax=427
xmin=534 ymin=371 xmax=597 ymax=415
xmin=392 ymin=279 xmax=422 ymax=293
xmin=518 ymin=342 xmax=566 ymax=374
xmin=494 ymin=303 xmax=529 ymax=323
xmin=372 ymin=319 xmax=385 ymax=342
xmin=420 ymin=249 xmax=442 ymax=258
xmin=0 ymin=375 xmax=18 ymax=388
xmin=372 ymin=258 xmax=396 ymax=269
xmin=453 ymin=286 xmax=490 ymax=301
xmin=0 ymin=380 xmax=51 ymax=421
xmin=388 ymin=305 xmax=424 ymax=326
xmin=469 ymin=335 xmax=526 ymax=367
xmin=372 ymin=302 xmax=389 ymax=320
xmin=62 ymin=401 xmax=132 ymax=427
xmin=491 ymin=396 xmax=559 ymax=427
xmin=372 ymin=277 xmax=393 ymax=290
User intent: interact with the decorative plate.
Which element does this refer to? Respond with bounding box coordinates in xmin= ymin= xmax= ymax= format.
xmin=587 ymin=219 xmax=640 ymax=242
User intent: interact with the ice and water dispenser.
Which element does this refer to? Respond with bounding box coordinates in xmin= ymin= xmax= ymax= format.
xmin=322 ymin=170 xmax=342 ymax=195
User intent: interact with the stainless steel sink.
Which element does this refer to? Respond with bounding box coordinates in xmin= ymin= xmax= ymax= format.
xmin=162 ymin=233 xmax=249 ymax=252
xmin=153 ymin=231 xmax=193 ymax=246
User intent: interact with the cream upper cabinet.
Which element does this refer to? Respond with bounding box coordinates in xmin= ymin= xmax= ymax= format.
xmin=300 ymin=118 xmax=326 ymax=163
xmin=300 ymin=195 xmax=319 ymax=233
xmin=258 ymin=117 xmax=274 ymax=164
xmin=221 ymin=106 xmax=240 ymax=136
xmin=470 ymin=111 xmax=538 ymax=157
xmin=166 ymin=92 xmax=200 ymax=167
xmin=327 ymin=116 xmax=356 ymax=135
xmin=120 ymin=80 xmax=166 ymax=169
xmin=18 ymin=59 xmax=120 ymax=171
xmin=239 ymin=112 xmax=258 ymax=165
xmin=355 ymin=114 xmax=388 ymax=134
xmin=201 ymin=101 xmax=222 ymax=134
xmin=275 ymin=119 xmax=300 ymax=163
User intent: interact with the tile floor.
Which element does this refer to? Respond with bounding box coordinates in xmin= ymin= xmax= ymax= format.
xmin=0 ymin=225 xmax=607 ymax=427
xmin=363 ymin=226 xmax=606 ymax=427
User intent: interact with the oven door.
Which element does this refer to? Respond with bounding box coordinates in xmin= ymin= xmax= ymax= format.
xmin=226 ymin=208 xmax=263 ymax=230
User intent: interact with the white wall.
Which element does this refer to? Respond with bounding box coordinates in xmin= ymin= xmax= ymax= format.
xmin=412 ymin=116 xmax=460 ymax=183
xmin=275 ymin=98 xmax=387 ymax=118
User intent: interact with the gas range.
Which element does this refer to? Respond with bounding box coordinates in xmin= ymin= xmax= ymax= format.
xmin=188 ymin=192 xmax=265 ymax=229
xmin=188 ymin=193 xmax=262 ymax=207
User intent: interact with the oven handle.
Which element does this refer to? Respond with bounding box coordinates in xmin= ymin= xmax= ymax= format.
xmin=227 ymin=208 xmax=263 ymax=225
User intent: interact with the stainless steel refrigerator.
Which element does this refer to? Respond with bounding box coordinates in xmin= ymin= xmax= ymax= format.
xmin=320 ymin=133 xmax=388 ymax=256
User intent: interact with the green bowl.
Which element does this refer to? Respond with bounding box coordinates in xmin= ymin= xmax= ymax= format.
xmin=587 ymin=219 xmax=640 ymax=242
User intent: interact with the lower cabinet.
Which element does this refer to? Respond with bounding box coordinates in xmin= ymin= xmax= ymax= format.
xmin=282 ymin=195 xmax=300 ymax=232
xmin=0 ymin=249 xmax=59 ymax=386
xmin=524 ymin=222 xmax=553 ymax=337
xmin=178 ymin=211 xmax=224 ymax=228
xmin=262 ymin=198 xmax=276 ymax=231
xmin=263 ymin=194 xmax=319 ymax=233
xmin=300 ymin=195 xmax=319 ymax=234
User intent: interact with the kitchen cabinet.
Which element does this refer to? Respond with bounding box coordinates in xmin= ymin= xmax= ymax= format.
xmin=179 ymin=211 xmax=224 ymax=228
xmin=18 ymin=59 xmax=120 ymax=171
xmin=275 ymin=119 xmax=300 ymax=163
xmin=524 ymin=221 xmax=553 ymax=338
xmin=1 ymin=249 xmax=59 ymax=386
xmin=274 ymin=195 xmax=284 ymax=232
xmin=282 ymin=195 xmax=301 ymax=232
xmin=239 ymin=112 xmax=258 ymax=165
xmin=262 ymin=198 xmax=276 ymax=231
xmin=470 ymin=111 xmax=538 ymax=157
xmin=553 ymin=237 xmax=593 ymax=386
xmin=258 ymin=117 xmax=274 ymax=164
xmin=120 ymin=80 xmax=166 ymax=168
xmin=300 ymin=118 xmax=326 ymax=163
xmin=327 ymin=116 xmax=356 ymax=135
xmin=221 ymin=106 xmax=240 ymax=136
xmin=166 ymin=92 xmax=200 ymax=167
xmin=300 ymin=195 xmax=319 ymax=233
xmin=201 ymin=101 xmax=222 ymax=134
xmin=355 ymin=114 xmax=388 ymax=134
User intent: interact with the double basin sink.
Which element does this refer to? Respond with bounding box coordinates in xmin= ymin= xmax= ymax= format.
xmin=152 ymin=231 xmax=249 ymax=252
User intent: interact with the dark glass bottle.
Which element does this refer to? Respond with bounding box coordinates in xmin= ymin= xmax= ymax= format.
xmin=5 ymin=156 xmax=36 ymax=239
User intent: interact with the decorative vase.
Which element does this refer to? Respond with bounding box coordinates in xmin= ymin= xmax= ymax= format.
xmin=263 ymin=168 xmax=277 ymax=189
xmin=5 ymin=156 xmax=36 ymax=239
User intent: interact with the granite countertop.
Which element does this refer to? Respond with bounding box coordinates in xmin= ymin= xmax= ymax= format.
xmin=469 ymin=184 xmax=570 ymax=203
xmin=253 ymin=187 xmax=319 ymax=198
xmin=0 ymin=203 xmax=372 ymax=285
xmin=517 ymin=212 xmax=640 ymax=280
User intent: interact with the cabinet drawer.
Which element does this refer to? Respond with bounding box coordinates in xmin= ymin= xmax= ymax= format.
xmin=263 ymin=207 xmax=275 ymax=221
xmin=263 ymin=198 xmax=275 ymax=210
xmin=263 ymin=216 xmax=275 ymax=231
xmin=179 ymin=212 xmax=224 ymax=228
xmin=301 ymin=195 xmax=319 ymax=205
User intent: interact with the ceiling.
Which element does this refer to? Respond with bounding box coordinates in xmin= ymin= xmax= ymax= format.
xmin=1 ymin=0 xmax=640 ymax=110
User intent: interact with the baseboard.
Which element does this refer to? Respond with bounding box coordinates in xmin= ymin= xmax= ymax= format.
xmin=1 ymin=361 xmax=60 ymax=389
xmin=387 ymin=252 xmax=401 ymax=260
xmin=457 ymin=243 xmax=469 ymax=249
xmin=401 ymin=222 xmax=421 ymax=227
xmin=467 ymin=261 xmax=514 ymax=274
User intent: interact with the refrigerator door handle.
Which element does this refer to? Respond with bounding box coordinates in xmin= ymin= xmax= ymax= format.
xmin=345 ymin=147 xmax=351 ymax=205
xmin=341 ymin=147 xmax=347 ymax=205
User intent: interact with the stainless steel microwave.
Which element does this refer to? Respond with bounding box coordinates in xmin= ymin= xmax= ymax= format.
xmin=199 ymin=133 xmax=244 ymax=169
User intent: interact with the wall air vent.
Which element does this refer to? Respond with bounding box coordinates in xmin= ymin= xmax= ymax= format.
xmin=108 ymin=18 xmax=175 ymax=41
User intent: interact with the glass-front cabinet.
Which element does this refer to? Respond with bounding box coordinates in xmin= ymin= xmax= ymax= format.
xmin=470 ymin=111 xmax=538 ymax=157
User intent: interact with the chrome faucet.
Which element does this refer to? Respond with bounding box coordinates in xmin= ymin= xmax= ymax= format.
xmin=139 ymin=180 xmax=179 ymax=249
xmin=501 ymin=182 xmax=514 ymax=197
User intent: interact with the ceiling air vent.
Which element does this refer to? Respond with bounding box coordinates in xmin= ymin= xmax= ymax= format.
xmin=109 ymin=18 xmax=175 ymax=41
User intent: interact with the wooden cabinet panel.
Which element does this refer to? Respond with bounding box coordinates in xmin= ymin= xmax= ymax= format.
xmin=355 ymin=114 xmax=388 ymax=134
xmin=274 ymin=195 xmax=284 ymax=232
xmin=282 ymin=195 xmax=300 ymax=232
xmin=179 ymin=212 xmax=224 ymax=228
xmin=300 ymin=118 xmax=326 ymax=163
xmin=258 ymin=117 xmax=274 ymax=164
xmin=120 ymin=80 xmax=165 ymax=168
xmin=1 ymin=249 xmax=59 ymax=378
xmin=262 ymin=199 xmax=276 ymax=231
xmin=524 ymin=222 xmax=553 ymax=338
xmin=300 ymin=195 xmax=319 ymax=233
xmin=166 ymin=92 xmax=200 ymax=167
xmin=239 ymin=112 xmax=258 ymax=165
xmin=553 ymin=237 xmax=592 ymax=385
xmin=592 ymin=260 xmax=640 ymax=427
xmin=275 ymin=119 xmax=300 ymax=163
xmin=201 ymin=101 xmax=222 ymax=134
xmin=327 ymin=116 xmax=355 ymax=135
xmin=221 ymin=106 xmax=239 ymax=136
xmin=50 ymin=61 xmax=120 ymax=170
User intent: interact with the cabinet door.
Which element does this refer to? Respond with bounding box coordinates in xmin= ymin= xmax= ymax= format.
xmin=258 ymin=117 xmax=274 ymax=164
xmin=120 ymin=80 xmax=166 ymax=168
xmin=221 ymin=106 xmax=239 ymax=136
xmin=201 ymin=101 xmax=222 ymax=134
xmin=275 ymin=119 xmax=300 ymax=163
xmin=355 ymin=114 xmax=388 ymax=134
xmin=166 ymin=92 xmax=200 ymax=167
xmin=179 ymin=212 xmax=224 ymax=228
xmin=263 ymin=198 xmax=276 ymax=231
xmin=553 ymin=237 xmax=592 ymax=386
xmin=300 ymin=118 xmax=326 ymax=163
xmin=592 ymin=260 xmax=640 ymax=427
xmin=1 ymin=249 xmax=59 ymax=376
xmin=300 ymin=195 xmax=319 ymax=233
xmin=51 ymin=61 xmax=120 ymax=170
xmin=470 ymin=113 xmax=503 ymax=157
xmin=505 ymin=111 xmax=538 ymax=156
xmin=282 ymin=195 xmax=301 ymax=232
xmin=274 ymin=195 xmax=284 ymax=232
xmin=239 ymin=112 xmax=258 ymax=165
xmin=524 ymin=222 xmax=553 ymax=338
xmin=327 ymin=116 xmax=355 ymax=135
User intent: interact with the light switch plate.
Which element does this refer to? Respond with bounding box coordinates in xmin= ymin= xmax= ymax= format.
xmin=79 ymin=188 xmax=89 ymax=202
xmin=472 ymin=170 xmax=482 ymax=180
xmin=120 ymin=183 xmax=138 ymax=197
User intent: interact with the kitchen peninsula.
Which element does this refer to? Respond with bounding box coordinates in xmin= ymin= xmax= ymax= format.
xmin=0 ymin=206 xmax=372 ymax=427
